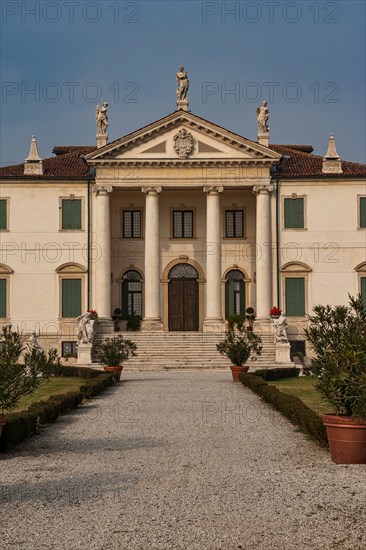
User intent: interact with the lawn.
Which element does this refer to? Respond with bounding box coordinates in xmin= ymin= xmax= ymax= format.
xmin=268 ymin=377 xmax=334 ymax=414
xmin=16 ymin=377 xmax=84 ymax=411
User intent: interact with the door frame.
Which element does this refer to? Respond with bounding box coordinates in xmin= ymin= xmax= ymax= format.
xmin=162 ymin=259 xmax=205 ymax=332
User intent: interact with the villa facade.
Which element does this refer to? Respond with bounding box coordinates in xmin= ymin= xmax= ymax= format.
xmin=1 ymin=105 xmax=366 ymax=360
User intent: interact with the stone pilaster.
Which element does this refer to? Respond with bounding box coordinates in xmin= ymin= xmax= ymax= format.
xmin=141 ymin=187 xmax=163 ymax=331
xmin=203 ymin=186 xmax=225 ymax=333
xmin=253 ymin=183 xmax=274 ymax=321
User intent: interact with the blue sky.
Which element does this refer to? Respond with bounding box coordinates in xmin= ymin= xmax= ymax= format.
xmin=1 ymin=0 xmax=365 ymax=165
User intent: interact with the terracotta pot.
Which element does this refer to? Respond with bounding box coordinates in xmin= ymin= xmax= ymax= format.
xmin=230 ymin=365 xmax=249 ymax=382
xmin=103 ymin=366 xmax=123 ymax=382
xmin=0 ymin=414 xmax=6 ymax=439
xmin=322 ymin=414 xmax=366 ymax=464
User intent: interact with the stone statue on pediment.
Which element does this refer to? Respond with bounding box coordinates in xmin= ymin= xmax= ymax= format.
xmin=96 ymin=102 xmax=109 ymax=135
xmin=256 ymin=101 xmax=270 ymax=134
xmin=176 ymin=67 xmax=190 ymax=102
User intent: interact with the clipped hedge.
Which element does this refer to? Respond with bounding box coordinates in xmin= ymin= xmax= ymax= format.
xmin=52 ymin=365 xmax=102 ymax=379
xmin=239 ymin=373 xmax=328 ymax=446
xmin=0 ymin=372 xmax=115 ymax=451
xmin=254 ymin=367 xmax=300 ymax=381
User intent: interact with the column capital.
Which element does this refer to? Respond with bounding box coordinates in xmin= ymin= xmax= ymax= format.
xmin=92 ymin=185 xmax=113 ymax=196
xmin=203 ymin=186 xmax=224 ymax=195
xmin=252 ymin=184 xmax=274 ymax=196
xmin=141 ymin=186 xmax=162 ymax=196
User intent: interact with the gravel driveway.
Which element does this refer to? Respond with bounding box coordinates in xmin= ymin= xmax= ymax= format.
xmin=0 ymin=370 xmax=365 ymax=550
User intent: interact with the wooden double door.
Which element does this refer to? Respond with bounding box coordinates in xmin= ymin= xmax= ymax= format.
xmin=168 ymin=278 xmax=199 ymax=331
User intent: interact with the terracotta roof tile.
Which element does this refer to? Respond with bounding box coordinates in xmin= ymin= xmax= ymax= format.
xmin=0 ymin=147 xmax=96 ymax=180
xmin=269 ymin=144 xmax=366 ymax=178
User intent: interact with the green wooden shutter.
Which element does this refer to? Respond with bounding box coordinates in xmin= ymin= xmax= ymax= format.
xmin=361 ymin=277 xmax=366 ymax=307
xmin=122 ymin=280 xmax=129 ymax=319
xmin=0 ymin=200 xmax=7 ymax=230
xmin=225 ymin=280 xmax=235 ymax=318
xmin=360 ymin=198 xmax=366 ymax=228
xmin=239 ymin=280 xmax=245 ymax=315
xmin=62 ymin=279 xmax=81 ymax=317
xmin=62 ymin=200 xmax=82 ymax=230
xmin=0 ymin=279 xmax=6 ymax=318
xmin=284 ymin=198 xmax=304 ymax=229
xmin=285 ymin=278 xmax=305 ymax=316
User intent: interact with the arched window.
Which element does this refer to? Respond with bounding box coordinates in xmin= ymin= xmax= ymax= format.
xmin=225 ymin=270 xmax=245 ymax=318
xmin=168 ymin=264 xmax=198 ymax=279
xmin=122 ymin=270 xmax=142 ymax=319
xmin=355 ymin=262 xmax=366 ymax=307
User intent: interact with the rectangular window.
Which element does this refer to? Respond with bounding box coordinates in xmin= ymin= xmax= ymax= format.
xmin=284 ymin=198 xmax=304 ymax=229
xmin=285 ymin=277 xmax=305 ymax=316
xmin=360 ymin=197 xmax=366 ymax=228
xmin=173 ymin=210 xmax=193 ymax=238
xmin=123 ymin=210 xmax=141 ymax=238
xmin=62 ymin=199 xmax=82 ymax=230
xmin=62 ymin=279 xmax=81 ymax=318
xmin=225 ymin=210 xmax=244 ymax=238
xmin=62 ymin=341 xmax=78 ymax=358
xmin=361 ymin=277 xmax=366 ymax=307
xmin=0 ymin=199 xmax=7 ymax=230
xmin=0 ymin=279 xmax=7 ymax=318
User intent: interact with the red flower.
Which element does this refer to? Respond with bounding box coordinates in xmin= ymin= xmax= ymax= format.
xmin=270 ymin=306 xmax=282 ymax=316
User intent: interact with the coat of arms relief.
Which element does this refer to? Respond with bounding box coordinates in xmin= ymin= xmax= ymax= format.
xmin=173 ymin=128 xmax=194 ymax=159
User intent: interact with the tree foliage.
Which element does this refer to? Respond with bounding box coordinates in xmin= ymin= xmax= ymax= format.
xmin=304 ymin=295 xmax=366 ymax=418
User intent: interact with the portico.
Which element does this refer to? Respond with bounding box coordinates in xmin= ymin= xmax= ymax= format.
xmin=86 ymin=110 xmax=280 ymax=332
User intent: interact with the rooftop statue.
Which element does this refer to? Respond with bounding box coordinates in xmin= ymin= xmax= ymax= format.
xmin=96 ymin=102 xmax=109 ymax=135
xmin=176 ymin=66 xmax=190 ymax=103
xmin=256 ymin=100 xmax=270 ymax=134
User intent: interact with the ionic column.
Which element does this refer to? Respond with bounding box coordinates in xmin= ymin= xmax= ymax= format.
xmin=94 ymin=186 xmax=112 ymax=321
xmin=141 ymin=187 xmax=163 ymax=331
xmin=253 ymin=183 xmax=274 ymax=321
xmin=204 ymin=186 xmax=224 ymax=330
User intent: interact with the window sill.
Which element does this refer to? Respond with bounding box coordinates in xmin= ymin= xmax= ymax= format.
xmin=59 ymin=229 xmax=85 ymax=232
xmin=282 ymin=228 xmax=307 ymax=231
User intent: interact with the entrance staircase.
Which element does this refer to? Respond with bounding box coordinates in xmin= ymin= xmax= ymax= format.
xmin=93 ymin=326 xmax=285 ymax=371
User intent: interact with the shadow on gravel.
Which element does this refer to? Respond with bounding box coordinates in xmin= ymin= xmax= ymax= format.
xmin=4 ymin=435 xmax=164 ymax=459
xmin=0 ymin=471 xmax=140 ymax=505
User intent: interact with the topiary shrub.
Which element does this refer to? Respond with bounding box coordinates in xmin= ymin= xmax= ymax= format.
xmin=254 ymin=367 xmax=300 ymax=381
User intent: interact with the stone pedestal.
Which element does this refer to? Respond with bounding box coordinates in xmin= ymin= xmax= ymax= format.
xmin=76 ymin=343 xmax=93 ymax=366
xmin=275 ymin=342 xmax=292 ymax=364
xmin=96 ymin=133 xmax=108 ymax=148
xmin=177 ymin=99 xmax=189 ymax=111
xmin=258 ymin=133 xmax=269 ymax=147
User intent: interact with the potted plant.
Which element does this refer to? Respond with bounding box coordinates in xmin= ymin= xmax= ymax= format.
xmin=98 ymin=336 xmax=137 ymax=381
xmin=304 ymin=295 xmax=366 ymax=464
xmin=0 ymin=325 xmax=57 ymax=438
xmin=217 ymin=320 xmax=262 ymax=382
xmin=270 ymin=306 xmax=282 ymax=319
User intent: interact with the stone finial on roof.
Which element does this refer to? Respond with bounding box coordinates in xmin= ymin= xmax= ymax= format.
xmin=24 ymin=135 xmax=43 ymax=175
xmin=322 ymin=133 xmax=342 ymax=174
xmin=176 ymin=66 xmax=189 ymax=111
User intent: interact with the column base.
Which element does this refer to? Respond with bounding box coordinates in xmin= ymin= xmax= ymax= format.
xmin=203 ymin=319 xmax=226 ymax=336
xmin=97 ymin=318 xmax=114 ymax=335
xmin=141 ymin=318 xmax=163 ymax=332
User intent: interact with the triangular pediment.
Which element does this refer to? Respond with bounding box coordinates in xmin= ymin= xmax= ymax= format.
xmin=85 ymin=111 xmax=281 ymax=165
